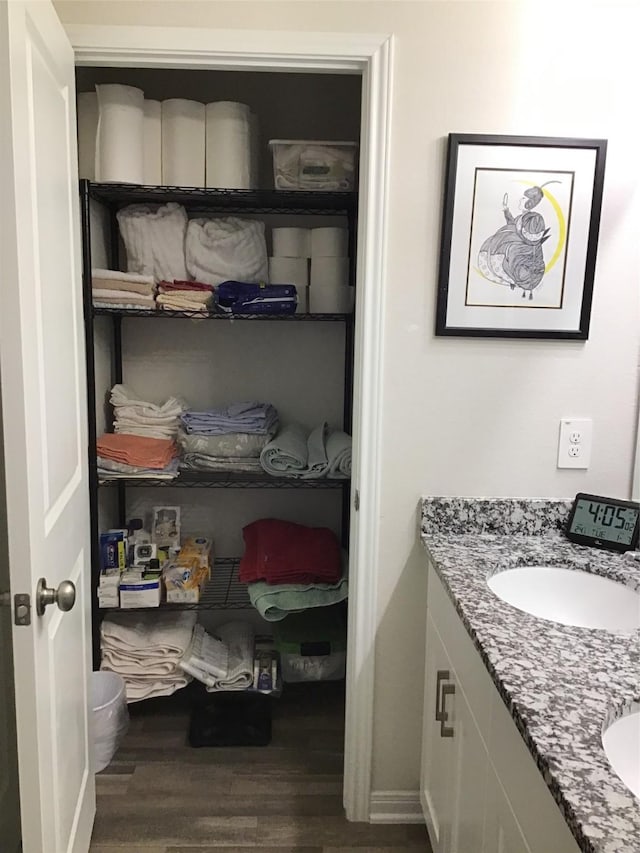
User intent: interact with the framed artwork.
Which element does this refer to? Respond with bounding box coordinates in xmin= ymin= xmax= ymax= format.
xmin=435 ymin=134 xmax=607 ymax=339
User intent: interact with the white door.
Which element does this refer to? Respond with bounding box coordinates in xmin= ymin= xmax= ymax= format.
xmin=0 ymin=1 xmax=95 ymax=852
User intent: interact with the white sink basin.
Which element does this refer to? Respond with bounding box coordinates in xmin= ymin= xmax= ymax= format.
xmin=603 ymin=707 xmax=640 ymax=799
xmin=487 ymin=565 xmax=640 ymax=632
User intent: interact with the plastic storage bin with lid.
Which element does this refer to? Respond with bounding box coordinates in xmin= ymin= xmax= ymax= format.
xmin=273 ymin=605 xmax=347 ymax=682
xmin=91 ymin=671 xmax=129 ymax=772
xmin=269 ymin=140 xmax=357 ymax=191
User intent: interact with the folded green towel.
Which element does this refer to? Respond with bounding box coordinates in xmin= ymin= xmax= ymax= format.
xmin=248 ymin=573 xmax=348 ymax=621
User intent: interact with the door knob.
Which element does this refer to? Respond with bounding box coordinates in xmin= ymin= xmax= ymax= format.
xmin=35 ymin=578 xmax=76 ymax=616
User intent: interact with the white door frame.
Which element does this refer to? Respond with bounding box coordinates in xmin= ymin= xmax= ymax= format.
xmin=66 ymin=23 xmax=393 ymax=822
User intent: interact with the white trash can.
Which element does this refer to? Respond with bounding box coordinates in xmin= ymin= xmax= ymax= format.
xmin=91 ymin=671 xmax=129 ymax=773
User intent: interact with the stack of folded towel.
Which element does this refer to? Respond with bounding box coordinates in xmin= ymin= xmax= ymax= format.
xmin=156 ymin=280 xmax=214 ymax=313
xmin=110 ymin=384 xmax=186 ymax=440
xmin=239 ymin=518 xmax=342 ymax=585
xmin=247 ymin=554 xmax=348 ymax=622
xmin=92 ymin=269 xmax=156 ymax=310
xmin=179 ymin=402 xmax=278 ymax=472
xmin=96 ymin=433 xmax=178 ymax=480
xmin=239 ymin=519 xmax=346 ymax=621
xmin=260 ymin=422 xmax=351 ymax=479
xmin=101 ymin=612 xmax=197 ymax=703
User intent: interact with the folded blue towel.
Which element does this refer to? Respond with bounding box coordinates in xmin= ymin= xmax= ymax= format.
xmin=181 ymin=402 xmax=279 ymax=436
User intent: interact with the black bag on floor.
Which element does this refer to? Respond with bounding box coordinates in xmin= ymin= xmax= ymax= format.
xmin=188 ymin=692 xmax=272 ymax=747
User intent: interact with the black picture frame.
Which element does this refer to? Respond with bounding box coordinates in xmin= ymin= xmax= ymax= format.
xmin=435 ymin=134 xmax=607 ymax=339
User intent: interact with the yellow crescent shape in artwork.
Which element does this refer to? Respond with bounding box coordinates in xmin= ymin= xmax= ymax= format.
xmin=519 ymin=180 xmax=566 ymax=273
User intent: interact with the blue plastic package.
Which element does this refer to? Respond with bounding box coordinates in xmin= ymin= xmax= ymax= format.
xmin=215 ymin=281 xmax=297 ymax=316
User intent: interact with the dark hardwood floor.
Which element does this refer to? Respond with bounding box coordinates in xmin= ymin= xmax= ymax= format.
xmin=91 ymin=681 xmax=430 ymax=851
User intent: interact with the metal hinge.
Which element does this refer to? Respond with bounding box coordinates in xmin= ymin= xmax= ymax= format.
xmin=354 ymin=489 xmax=360 ymax=511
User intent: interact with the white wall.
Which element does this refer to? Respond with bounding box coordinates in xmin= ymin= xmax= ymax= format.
xmin=55 ymin=0 xmax=640 ymax=797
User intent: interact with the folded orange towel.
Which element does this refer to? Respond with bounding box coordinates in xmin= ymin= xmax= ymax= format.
xmin=97 ymin=434 xmax=177 ymax=469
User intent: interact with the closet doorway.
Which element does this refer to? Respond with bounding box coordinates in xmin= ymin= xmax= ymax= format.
xmin=70 ymin=23 xmax=392 ymax=827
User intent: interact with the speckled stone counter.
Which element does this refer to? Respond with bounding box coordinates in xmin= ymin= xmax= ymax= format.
xmin=420 ymin=497 xmax=640 ymax=853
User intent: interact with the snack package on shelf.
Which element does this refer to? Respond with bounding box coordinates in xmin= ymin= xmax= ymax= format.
xmin=163 ymin=557 xmax=209 ymax=604
xmin=178 ymin=536 xmax=213 ymax=576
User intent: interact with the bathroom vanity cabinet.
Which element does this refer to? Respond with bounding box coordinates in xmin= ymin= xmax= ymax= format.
xmin=421 ymin=560 xmax=581 ymax=853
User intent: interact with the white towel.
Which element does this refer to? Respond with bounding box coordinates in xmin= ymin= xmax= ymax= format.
xmin=117 ymin=203 xmax=189 ymax=282
xmin=92 ymin=289 xmax=155 ymax=305
xmin=185 ymin=217 xmax=268 ymax=287
xmin=92 ymin=269 xmax=155 ymax=285
xmin=110 ymin=384 xmax=185 ymax=417
xmin=110 ymin=384 xmax=185 ymax=439
xmin=100 ymin=611 xmax=196 ymax=656
xmin=205 ymin=621 xmax=254 ymax=692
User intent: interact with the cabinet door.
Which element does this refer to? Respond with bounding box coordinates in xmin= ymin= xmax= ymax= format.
xmin=421 ymin=614 xmax=457 ymax=853
xmin=449 ymin=684 xmax=488 ymax=853
xmin=482 ymin=766 xmax=532 ymax=853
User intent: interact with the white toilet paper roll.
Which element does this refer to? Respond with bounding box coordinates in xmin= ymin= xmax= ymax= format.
xmin=95 ymin=84 xmax=145 ymax=184
xmin=269 ymin=256 xmax=309 ymax=315
xmin=272 ymin=228 xmax=311 ymax=258
xmin=311 ymin=227 xmax=348 ymax=258
xmin=206 ymin=101 xmax=254 ymax=190
xmin=143 ymin=100 xmax=162 ymax=186
xmin=162 ymin=99 xmax=205 ymax=187
xmin=309 ymin=284 xmax=355 ymax=314
xmin=310 ymin=256 xmax=349 ymax=289
xmin=268 ymin=257 xmax=308 ymax=287
xmin=77 ymin=91 xmax=98 ymax=181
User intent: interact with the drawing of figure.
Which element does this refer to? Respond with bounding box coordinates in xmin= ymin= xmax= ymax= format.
xmin=478 ymin=183 xmax=556 ymax=300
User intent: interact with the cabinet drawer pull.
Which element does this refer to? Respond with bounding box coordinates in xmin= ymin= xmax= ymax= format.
xmin=435 ymin=669 xmax=450 ymax=720
xmin=439 ymin=684 xmax=455 ymax=738
xmin=435 ymin=669 xmax=455 ymax=738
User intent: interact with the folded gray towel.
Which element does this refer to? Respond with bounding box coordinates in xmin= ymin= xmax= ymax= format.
xmin=303 ymin=422 xmax=329 ymax=478
xmin=260 ymin=423 xmax=309 ymax=476
xmin=326 ymin=430 xmax=352 ymax=477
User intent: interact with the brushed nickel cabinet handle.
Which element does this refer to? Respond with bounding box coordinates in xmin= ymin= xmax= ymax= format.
xmin=435 ymin=668 xmax=455 ymax=738
xmin=435 ymin=669 xmax=450 ymax=720
xmin=440 ymin=684 xmax=455 ymax=737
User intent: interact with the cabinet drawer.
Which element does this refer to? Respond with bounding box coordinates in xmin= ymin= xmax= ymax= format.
xmin=427 ymin=560 xmax=494 ymax=742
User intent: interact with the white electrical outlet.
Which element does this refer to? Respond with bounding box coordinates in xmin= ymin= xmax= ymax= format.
xmin=558 ymin=418 xmax=593 ymax=469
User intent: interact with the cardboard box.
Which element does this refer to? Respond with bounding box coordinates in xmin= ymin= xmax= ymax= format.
xmin=119 ymin=575 xmax=161 ymax=608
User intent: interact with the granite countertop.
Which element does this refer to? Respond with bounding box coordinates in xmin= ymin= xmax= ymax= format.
xmin=420 ymin=498 xmax=640 ymax=853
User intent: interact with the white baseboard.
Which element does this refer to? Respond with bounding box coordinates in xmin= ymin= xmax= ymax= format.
xmin=369 ymin=790 xmax=424 ymax=824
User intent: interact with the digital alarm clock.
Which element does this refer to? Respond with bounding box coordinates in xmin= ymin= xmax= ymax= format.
xmin=566 ymin=493 xmax=640 ymax=552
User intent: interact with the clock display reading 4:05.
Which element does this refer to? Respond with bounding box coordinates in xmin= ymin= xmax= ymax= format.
xmin=566 ymin=493 xmax=640 ymax=552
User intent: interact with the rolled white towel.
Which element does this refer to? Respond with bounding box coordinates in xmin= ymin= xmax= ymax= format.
xmin=185 ymin=217 xmax=268 ymax=287
xmin=117 ymin=203 xmax=188 ymax=282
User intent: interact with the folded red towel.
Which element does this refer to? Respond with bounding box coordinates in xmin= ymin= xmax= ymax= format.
xmin=239 ymin=518 xmax=341 ymax=585
xmin=158 ymin=280 xmax=214 ymax=293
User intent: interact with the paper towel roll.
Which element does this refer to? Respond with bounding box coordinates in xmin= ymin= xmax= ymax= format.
xmin=77 ymin=91 xmax=98 ymax=181
xmin=272 ymin=228 xmax=311 ymax=258
xmin=143 ymin=100 xmax=162 ymax=186
xmin=311 ymin=227 xmax=348 ymax=258
xmin=96 ymin=84 xmax=145 ymax=184
xmin=206 ymin=101 xmax=254 ymax=190
xmin=269 ymin=257 xmax=309 ymax=314
xmin=310 ymin=256 xmax=349 ymax=289
xmin=309 ymin=284 xmax=355 ymax=314
xmin=162 ymin=99 xmax=205 ymax=187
